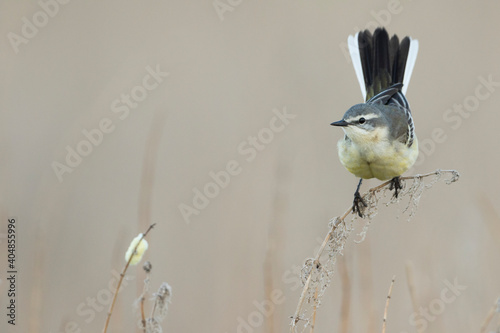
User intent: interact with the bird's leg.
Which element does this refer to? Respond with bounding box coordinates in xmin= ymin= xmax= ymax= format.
xmin=389 ymin=176 xmax=403 ymax=198
xmin=353 ymin=178 xmax=367 ymax=217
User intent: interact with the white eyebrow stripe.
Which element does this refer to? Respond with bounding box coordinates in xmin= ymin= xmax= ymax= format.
xmin=344 ymin=113 xmax=380 ymax=123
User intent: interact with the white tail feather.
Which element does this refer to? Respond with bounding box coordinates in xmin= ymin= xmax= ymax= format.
xmin=348 ymin=33 xmax=419 ymax=98
xmin=347 ymin=33 xmax=366 ymax=100
xmin=402 ymin=38 xmax=419 ymax=95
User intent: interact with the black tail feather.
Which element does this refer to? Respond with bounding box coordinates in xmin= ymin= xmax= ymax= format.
xmin=393 ymin=37 xmax=410 ymax=85
xmin=358 ymin=30 xmax=373 ymax=92
xmin=357 ymin=27 xmax=411 ymax=101
xmin=373 ymin=28 xmax=391 ymax=94
xmin=389 ymin=35 xmax=399 ymax=80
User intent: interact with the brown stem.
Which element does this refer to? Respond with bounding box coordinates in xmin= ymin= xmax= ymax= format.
xmin=140 ymin=295 xmax=146 ymax=332
xmin=103 ymin=223 xmax=156 ymax=333
xmin=480 ymin=297 xmax=500 ymax=333
xmin=381 ymin=276 xmax=396 ymax=333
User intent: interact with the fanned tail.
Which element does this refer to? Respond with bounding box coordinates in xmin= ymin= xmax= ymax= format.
xmin=347 ymin=27 xmax=419 ymax=102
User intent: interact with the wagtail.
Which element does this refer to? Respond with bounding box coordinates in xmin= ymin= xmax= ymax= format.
xmin=331 ymin=28 xmax=419 ymax=217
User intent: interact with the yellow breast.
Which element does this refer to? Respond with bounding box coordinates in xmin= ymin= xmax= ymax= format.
xmin=337 ymin=135 xmax=419 ymax=181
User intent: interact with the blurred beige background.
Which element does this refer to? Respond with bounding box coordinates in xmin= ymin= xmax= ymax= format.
xmin=1 ymin=1 xmax=500 ymax=332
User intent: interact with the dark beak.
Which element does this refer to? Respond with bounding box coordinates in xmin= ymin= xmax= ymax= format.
xmin=330 ymin=120 xmax=349 ymax=127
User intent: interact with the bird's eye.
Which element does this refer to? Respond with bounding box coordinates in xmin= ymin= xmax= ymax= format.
xmin=359 ymin=117 xmax=366 ymax=124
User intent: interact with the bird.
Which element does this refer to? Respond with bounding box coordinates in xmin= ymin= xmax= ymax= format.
xmin=331 ymin=27 xmax=419 ymax=217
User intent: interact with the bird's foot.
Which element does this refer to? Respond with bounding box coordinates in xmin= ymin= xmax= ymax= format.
xmin=389 ymin=176 xmax=403 ymax=198
xmin=353 ymin=189 xmax=367 ymax=218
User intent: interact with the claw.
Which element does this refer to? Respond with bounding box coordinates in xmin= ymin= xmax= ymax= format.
xmin=353 ymin=191 xmax=367 ymax=217
xmin=389 ymin=176 xmax=403 ymax=198
xmin=353 ymin=179 xmax=367 ymax=217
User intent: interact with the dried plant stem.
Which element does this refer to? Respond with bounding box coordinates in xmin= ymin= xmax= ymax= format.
xmin=309 ymin=287 xmax=319 ymax=333
xmin=381 ymin=276 xmax=396 ymax=333
xmin=290 ymin=169 xmax=459 ymax=332
xmin=291 ymin=217 xmax=345 ymax=326
xmin=103 ymin=223 xmax=156 ymax=333
xmin=291 ymin=203 xmax=355 ymax=326
xmin=140 ymin=296 xmax=147 ymax=332
xmin=137 ymin=265 xmax=151 ymax=332
xmin=371 ymin=169 xmax=457 ymax=192
xmin=480 ymin=297 xmax=500 ymax=333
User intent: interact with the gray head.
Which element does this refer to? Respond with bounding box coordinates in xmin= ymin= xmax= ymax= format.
xmin=331 ymin=104 xmax=387 ymax=142
xmin=331 ymin=103 xmax=408 ymax=144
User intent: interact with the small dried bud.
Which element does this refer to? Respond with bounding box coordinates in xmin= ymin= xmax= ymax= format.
xmin=143 ymin=261 xmax=152 ymax=273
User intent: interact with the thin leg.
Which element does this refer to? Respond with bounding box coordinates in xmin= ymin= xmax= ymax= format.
xmin=353 ymin=178 xmax=367 ymax=217
xmin=389 ymin=176 xmax=403 ymax=198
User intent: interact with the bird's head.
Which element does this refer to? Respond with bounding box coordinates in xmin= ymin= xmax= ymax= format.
xmin=331 ymin=104 xmax=389 ymax=144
